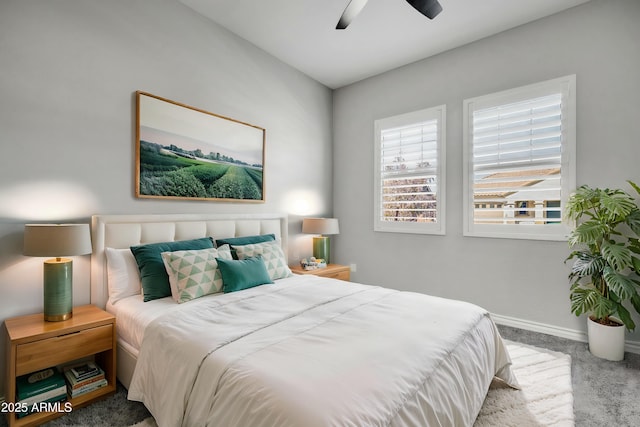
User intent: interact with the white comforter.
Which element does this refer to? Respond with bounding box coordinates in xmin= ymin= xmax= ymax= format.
xmin=128 ymin=275 xmax=516 ymax=427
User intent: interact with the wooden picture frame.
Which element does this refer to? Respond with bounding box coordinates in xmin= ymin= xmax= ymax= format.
xmin=135 ymin=91 xmax=265 ymax=202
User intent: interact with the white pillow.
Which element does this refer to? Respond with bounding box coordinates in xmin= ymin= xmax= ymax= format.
xmin=233 ymin=240 xmax=292 ymax=281
xmin=161 ymin=245 xmax=233 ymax=303
xmin=105 ymin=247 xmax=141 ymax=305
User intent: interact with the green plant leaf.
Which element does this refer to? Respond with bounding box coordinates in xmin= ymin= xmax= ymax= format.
xmin=629 ymin=239 xmax=640 ymax=255
xmin=631 ymin=293 xmax=640 ymax=316
xmin=568 ymin=220 xmax=608 ymax=246
xmin=626 ymin=210 xmax=640 ymax=237
xmin=603 ymin=267 xmax=636 ymax=300
xmin=601 ymin=240 xmax=632 ymax=271
xmin=565 ymin=185 xmax=599 ymax=221
xmin=608 ymin=288 xmax=622 ymax=303
xmin=600 ymin=191 xmax=636 ymax=220
xmin=614 ymin=303 xmax=635 ymax=331
xmin=592 ymin=297 xmax=615 ymax=320
xmin=565 ymin=250 xmax=581 ymax=263
xmin=565 ymin=182 xmax=640 ymax=329
xmin=570 ymin=286 xmax=612 ymax=318
xmin=569 ymin=279 xmax=582 ymax=291
xmin=569 ymin=251 xmax=605 ymax=278
xmin=627 ymin=180 xmax=640 ymax=197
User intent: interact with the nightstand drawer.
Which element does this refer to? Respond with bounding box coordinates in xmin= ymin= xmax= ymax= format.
xmin=16 ymin=324 xmax=113 ymax=376
xmin=323 ymin=269 xmax=350 ymax=281
xmin=291 ymin=264 xmax=351 ymax=281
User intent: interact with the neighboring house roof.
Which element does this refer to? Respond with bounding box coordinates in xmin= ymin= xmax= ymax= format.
xmin=474 ymin=168 xmax=561 ymax=200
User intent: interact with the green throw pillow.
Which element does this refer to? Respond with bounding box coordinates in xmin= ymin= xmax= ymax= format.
xmin=130 ymin=237 xmax=214 ymax=302
xmin=215 ymin=234 xmax=276 ymax=259
xmin=217 ymin=256 xmax=273 ymax=293
xmin=215 ymin=233 xmax=275 ymax=247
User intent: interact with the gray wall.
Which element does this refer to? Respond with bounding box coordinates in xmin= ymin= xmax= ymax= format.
xmin=0 ymin=0 xmax=333 ymax=393
xmin=333 ymin=0 xmax=640 ymax=342
xmin=1 ymin=0 xmax=638 ymax=400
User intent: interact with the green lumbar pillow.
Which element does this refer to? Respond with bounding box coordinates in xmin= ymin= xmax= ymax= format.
xmin=217 ymin=256 xmax=273 ymax=293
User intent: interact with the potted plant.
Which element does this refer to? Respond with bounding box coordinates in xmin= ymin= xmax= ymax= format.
xmin=565 ymin=181 xmax=640 ymax=361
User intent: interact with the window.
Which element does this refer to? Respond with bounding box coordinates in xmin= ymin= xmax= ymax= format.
xmin=463 ymin=75 xmax=576 ymax=240
xmin=374 ymin=105 xmax=446 ymax=235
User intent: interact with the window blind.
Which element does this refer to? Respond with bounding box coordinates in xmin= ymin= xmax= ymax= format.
xmin=471 ymin=93 xmax=563 ymax=225
xmin=380 ymin=120 xmax=439 ymax=223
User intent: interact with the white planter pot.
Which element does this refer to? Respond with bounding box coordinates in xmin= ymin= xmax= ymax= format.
xmin=587 ymin=317 xmax=625 ymax=361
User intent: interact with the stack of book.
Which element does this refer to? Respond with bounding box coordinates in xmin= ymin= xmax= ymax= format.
xmin=16 ymin=368 xmax=67 ymax=418
xmin=63 ymin=361 xmax=107 ymax=398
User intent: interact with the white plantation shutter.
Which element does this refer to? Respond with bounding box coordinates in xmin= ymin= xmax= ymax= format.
xmin=473 ymin=94 xmax=562 ymax=174
xmin=463 ymin=75 xmax=576 ymax=240
xmin=374 ymin=106 xmax=445 ymax=235
xmin=381 ymin=120 xmax=438 ymax=220
xmin=472 ymin=93 xmax=562 ymax=222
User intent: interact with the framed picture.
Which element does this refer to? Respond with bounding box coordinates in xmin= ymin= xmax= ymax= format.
xmin=135 ymin=91 xmax=265 ymax=202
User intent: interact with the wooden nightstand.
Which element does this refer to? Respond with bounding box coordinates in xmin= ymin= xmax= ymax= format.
xmin=4 ymin=305 xmax=116 ymax=427
xmin=290 ymin=263 xmax=351 ymax=281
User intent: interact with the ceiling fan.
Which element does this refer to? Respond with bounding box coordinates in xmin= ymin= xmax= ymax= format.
xmin=336 ymin=0 xmax=443 ymax=30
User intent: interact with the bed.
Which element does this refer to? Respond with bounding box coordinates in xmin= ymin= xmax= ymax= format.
xmin=91 ymin=213 xmax=517 ymax=427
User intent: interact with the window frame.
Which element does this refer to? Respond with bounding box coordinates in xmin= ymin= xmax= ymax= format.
xmin=462 ymin=75 xmax=576 ymax=241
xmin=374 ymin=105 xmax=446 ymax=235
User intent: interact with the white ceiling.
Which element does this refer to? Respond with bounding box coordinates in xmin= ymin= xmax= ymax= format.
xmin=179 ymin=0 xmax=591 ymax=89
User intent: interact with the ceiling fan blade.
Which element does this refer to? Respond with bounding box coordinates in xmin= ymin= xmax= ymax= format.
xmin=336 ymin=0 xmax=369 ymax=30
xmin=405 ymin=0 xmax=443 ymax=20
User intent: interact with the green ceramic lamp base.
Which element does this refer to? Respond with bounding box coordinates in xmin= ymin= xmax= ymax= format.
xmin=312 ymin=236 xmax=331 ymax=264
xmin=43 ymin=258 xmax=73 ymax=322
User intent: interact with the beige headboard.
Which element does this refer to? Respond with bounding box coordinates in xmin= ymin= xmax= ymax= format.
xmin=91 ymin=213 xmax=288 ymax=308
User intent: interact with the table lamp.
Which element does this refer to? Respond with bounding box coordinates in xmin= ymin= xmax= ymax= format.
xmin=24 ymin=224 xmax=92 ymax=321
xmin=302 ymin=218 xmax=340 ymax=264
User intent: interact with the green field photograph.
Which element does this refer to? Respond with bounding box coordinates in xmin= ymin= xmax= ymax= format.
xmin=136 ymin=92 xmax=265 ymax=202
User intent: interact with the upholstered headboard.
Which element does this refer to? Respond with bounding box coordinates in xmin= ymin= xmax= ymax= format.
xmin=91 ymin=213 xmax=288 ymax=308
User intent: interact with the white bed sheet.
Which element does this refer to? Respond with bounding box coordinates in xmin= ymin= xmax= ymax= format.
xmin=106 ymin=284 xmax=291 ymax=354
xmin=127 ymin=275 xmax=517 ymax=427
xmin=106 ymin=293 xmax=187 ymax=354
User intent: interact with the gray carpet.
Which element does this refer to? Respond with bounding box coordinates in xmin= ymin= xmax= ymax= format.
xmin=498 ymin=325 xmax=640 ymax=427
xmin=2 ymin=325 xmax=638 ymax=426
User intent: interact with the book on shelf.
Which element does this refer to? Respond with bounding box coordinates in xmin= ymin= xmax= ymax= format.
xmin=17 ymin=393 xmax=67 ymax=419
xmin=16 ymin=368 xmax=67 ymax=419
xmin=17 ymin=368 xmax=66 ymax=401
xmin=68 ymin=378 xmax=108 ymax=398
xmin=66 ymin=361 xmax=101 ymax=381
xmin=63 ymin=366 xmax=105 ymax=389
xmin=62 ymin=361 xmax=108 ymax=397
xmin=19 ymin=384 xmax=67 ymax=406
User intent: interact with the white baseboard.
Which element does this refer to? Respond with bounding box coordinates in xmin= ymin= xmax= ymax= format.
xmin=491 ymin=313 xmax=640 ymax=355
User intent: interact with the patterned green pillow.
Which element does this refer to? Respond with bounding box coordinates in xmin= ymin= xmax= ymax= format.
xmin=233 ymin=241 xmax=292 ymax=281
xmin=130 ymin=237 xmax=215 ymax=302
xmin=161 ymin=245 xmax=233 ymax=303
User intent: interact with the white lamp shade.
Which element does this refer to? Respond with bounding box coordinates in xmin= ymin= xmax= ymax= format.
xmin=302 ymin=218 xmax=340 ymax=235
xmin=24 ymin=224 xmax=92 ymax=257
